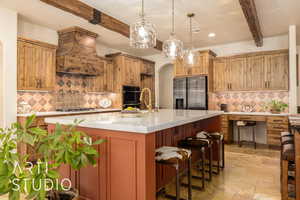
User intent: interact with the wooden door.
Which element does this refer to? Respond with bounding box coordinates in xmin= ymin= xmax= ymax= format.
xmin=190 ymin=53 xmax=208 ymax=75
xmin=247 ymin=55 xmax=265 ymax=90
xmin=228 ymin=57 xmax=246 ymax=91
xmin=265 ymin=53 xmax=289 ymax=90
xmin=17 ymin=38 xmax=56 ymax=91
xmin=105 ymin=61 xmax=115 ymax=92
xmin=123 ymin=56 xmax=141 ymax=86
xmin=174 ymin=58 xmax=187 ymax=77
xmin=213 ymin=59 xmax=228 ymax=92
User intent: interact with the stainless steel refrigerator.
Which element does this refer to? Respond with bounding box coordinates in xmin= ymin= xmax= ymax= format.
xmin=173 ymin=76 xmax=208 ymax=110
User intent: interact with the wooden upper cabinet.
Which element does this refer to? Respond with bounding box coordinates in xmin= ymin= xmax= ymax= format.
xmin=212 ymin=50 xmax=289 ymax=92
xmin=174 ymin=50 xmax=216 ymax=77
xmin=174 ymin=58 xmax=187 ymax=77
xmin=228 ymin=57 xmax=247 ymax=91
xmin=87 ymin=59 xmax=115 ymax=93
xmin=123 ymin=56 xmax=141 ymax=86
xmin=213 ymin=58 xmax=228 ymax=92
xmin=141 ymin=60 xmax=155 ymax=75
xmin=247 ymin=55 xmax=265 ymax=90
xmin=17 ymin=37 xmax=57 ymax=91
xmin=265 ymin=52 xmax=289 ymax=90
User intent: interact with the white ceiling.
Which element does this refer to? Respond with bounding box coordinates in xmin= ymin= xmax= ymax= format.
xmin=1 ymin=0 xmax=300 ymax=56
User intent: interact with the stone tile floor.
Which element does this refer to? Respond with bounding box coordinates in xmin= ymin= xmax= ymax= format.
xmin=157 ymin=144 xmax=281 ymax=200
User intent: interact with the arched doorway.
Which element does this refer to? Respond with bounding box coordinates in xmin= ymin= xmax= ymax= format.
xmin=158 ymin=63 xmax=174 ymax=109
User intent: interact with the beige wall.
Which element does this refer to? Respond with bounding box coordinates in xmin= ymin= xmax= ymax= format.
xmin=158 ymin=64 xmax=173 ymax=109
xmin=18 ymin=19 xmax=123 ymax=57
xmin=0 ymin=43 xmax=3 ymax=127
xmin=0 ymin=7 xmax=18 ymax=127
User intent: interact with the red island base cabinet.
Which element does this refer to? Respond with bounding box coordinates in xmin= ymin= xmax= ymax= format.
xmin=48 ymin=116 xmax=221 ymax=200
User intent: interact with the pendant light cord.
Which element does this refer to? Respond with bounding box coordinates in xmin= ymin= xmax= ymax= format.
xmin=141 ymin=0 xmax=145 ymax=18
xmin=171 ymin=0 xmax=175 ymax=35
xmin=189 ymin=16 xmax=193 ymax=48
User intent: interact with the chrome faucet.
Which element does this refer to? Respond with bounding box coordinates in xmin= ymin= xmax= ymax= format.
xmin=140 ymin=88 xmax=152 ymax=112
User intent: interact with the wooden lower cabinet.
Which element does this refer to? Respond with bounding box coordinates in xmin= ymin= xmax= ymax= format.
xmin=266 ymin=116 xmax=289 ymax=146
xmin=52 ymin=116 xmax=221 ymax=200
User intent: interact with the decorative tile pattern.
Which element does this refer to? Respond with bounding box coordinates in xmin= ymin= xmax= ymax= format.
xmin=17 ymin=73 xmax=119 ymax=113
xmin=208 ymin=91 xmax=289 ymax=112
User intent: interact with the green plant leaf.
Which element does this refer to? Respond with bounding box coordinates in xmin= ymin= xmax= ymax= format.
xmin=25 ymin=115 xmax=36 ymax=129
xmin=93 ymin=139 xmax=106 ymax=145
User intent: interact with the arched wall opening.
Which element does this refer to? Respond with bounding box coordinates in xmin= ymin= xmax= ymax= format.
xmin=158 ymin=63 xmax=174 ymax=109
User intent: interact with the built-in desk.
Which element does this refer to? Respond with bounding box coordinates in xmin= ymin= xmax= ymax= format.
xmin=221 ymin=112 xmax=289 ymax=146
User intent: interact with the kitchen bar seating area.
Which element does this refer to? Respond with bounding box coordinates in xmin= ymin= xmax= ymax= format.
xmin=1 ymin=0 xmax=300 ymax=200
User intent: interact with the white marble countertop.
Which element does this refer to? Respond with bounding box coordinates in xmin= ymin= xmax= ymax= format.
xmin=17 ymin=109 xmax=121 ymax=117
xmin=223 ymin=111 xmax=289 ymax=116
xmin=45 ymin=109 xmax=223 ymax=134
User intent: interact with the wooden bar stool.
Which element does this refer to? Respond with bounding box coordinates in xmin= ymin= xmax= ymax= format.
xmin=178 ymin=137 xmax=210 ymax=190
xmin=237 ymin=121 xmax=257 ymax=149
xmin=179 ymin=134 xmax=213 ymax=183
xmin=155 ymin=146 xmax=192 ymax=200
xmin=203 ymin=132 xmax=225 ymax=173
xmin=281 ymin=132 xmax=295 ymax=200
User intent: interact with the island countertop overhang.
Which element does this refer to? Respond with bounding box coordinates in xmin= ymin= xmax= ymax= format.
xmin=44 ymin=109 xmax=223 ymax=134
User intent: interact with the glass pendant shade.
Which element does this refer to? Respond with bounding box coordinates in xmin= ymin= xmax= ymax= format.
xmin=183 ymin=13 xmax=198 ymax=67
xmin=183 ymin=49 xmax=199 ymax=67
xmin=130 ymin=18 xmax=157 ymax=48
xmin=163 ymin=34 xmax=183 ymax=59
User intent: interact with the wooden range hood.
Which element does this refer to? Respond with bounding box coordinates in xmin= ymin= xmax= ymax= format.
xmin=56 ymin=26 xmax=104 ymax=76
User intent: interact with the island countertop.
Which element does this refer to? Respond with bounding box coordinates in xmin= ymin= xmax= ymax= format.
xmin=45 ymin=109 xmax=223 ymax=134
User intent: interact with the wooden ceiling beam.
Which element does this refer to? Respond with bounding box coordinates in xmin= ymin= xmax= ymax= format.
xmin=40 ymin=0 xmax=163 ymax=51
xmin=239 ymin=0 xmax=263 ymax=47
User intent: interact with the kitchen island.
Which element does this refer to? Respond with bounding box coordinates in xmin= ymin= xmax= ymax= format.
xmin=45 ymin=109 xmax=222 ymax=200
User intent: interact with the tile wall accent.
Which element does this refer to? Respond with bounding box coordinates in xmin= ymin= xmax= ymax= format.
xmin=208 ymin=91 xmax=289 ymax=112
xmin=17 ymin=73 xmax=120 ymax=113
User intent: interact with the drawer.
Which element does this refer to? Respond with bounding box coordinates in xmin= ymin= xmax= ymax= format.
xmin=221 ymin=115 xmax=228 ymax=122
xmin=267 ymin=137 xmax=281 ymax=146
xmin=267 ymin=116 xmax=288 ymax=124
xmin=221 ymin=127 xmax=229 ymax=134
xmin=228 ymin=115 xmax=266 ymax=122
xmin=267 ymin=123 xmax=289 ymax=132
xmin=221 ymin=121 xmax=229 ymax=128
xmin=29 ymin=117 xmax=46 ymax=127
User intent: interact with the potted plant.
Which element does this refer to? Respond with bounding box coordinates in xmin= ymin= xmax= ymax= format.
xmin=264 ymin=100 xmax=288 ymax=114
xmin=0 ymin=115 xmax=105 ymax=200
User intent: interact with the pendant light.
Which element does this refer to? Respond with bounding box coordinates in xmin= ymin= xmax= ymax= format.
xmin=162 ymin=0 xmax=183 ymax=60
xmin=130 ymin=0 xmax=157 ymax=49
xmin=183 ymin=13 xmax=199 ymax=67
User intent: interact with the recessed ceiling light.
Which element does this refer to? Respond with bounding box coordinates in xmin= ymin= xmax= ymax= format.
xmin=208 ymin=33 xmax=216 ymax=38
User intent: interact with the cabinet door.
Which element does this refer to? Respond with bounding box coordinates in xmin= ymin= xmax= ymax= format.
xmin=17 ymin=39 xmax=56 ymax=91
xmin=213 ymin=59 xmax=228 ymax=92
xmin=87 ymin=60 xmax=106 ymax=92
xmin=265 ymin=53 xmax=289 ymax=90
xmin=105 ymin=61 xmax=115 ymax=92
xmin=141 ymin=61 xmax=154 ymax=75
xmin=141 ymin=75 xmax=155 ymax=107
xmin=247 ymin=56 xmax=265 ymax=90
xmin=228 ymin=58 xmax=246 ymax=90
xmin=190 ymin=53 xmax=208 ymax=75
xmin=174 ymin=58 xmax=187 ymax=77
xmin=123 ymin=57 xmax=141 ymax=86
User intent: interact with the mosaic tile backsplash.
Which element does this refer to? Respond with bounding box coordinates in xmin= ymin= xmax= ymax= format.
xmin=17 ymin=73 xmax=120 ymax=112
xmin=208 ymin=91 xmax=289 ymax=112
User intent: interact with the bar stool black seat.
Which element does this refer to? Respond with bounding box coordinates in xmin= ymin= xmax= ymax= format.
xmin=237 ymin=121 xmax=257 ymax=149
xmin=178 ymin=135 xmax=213 ymax=190
xmin=155 ymin=146 xmax=192 ymax=200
